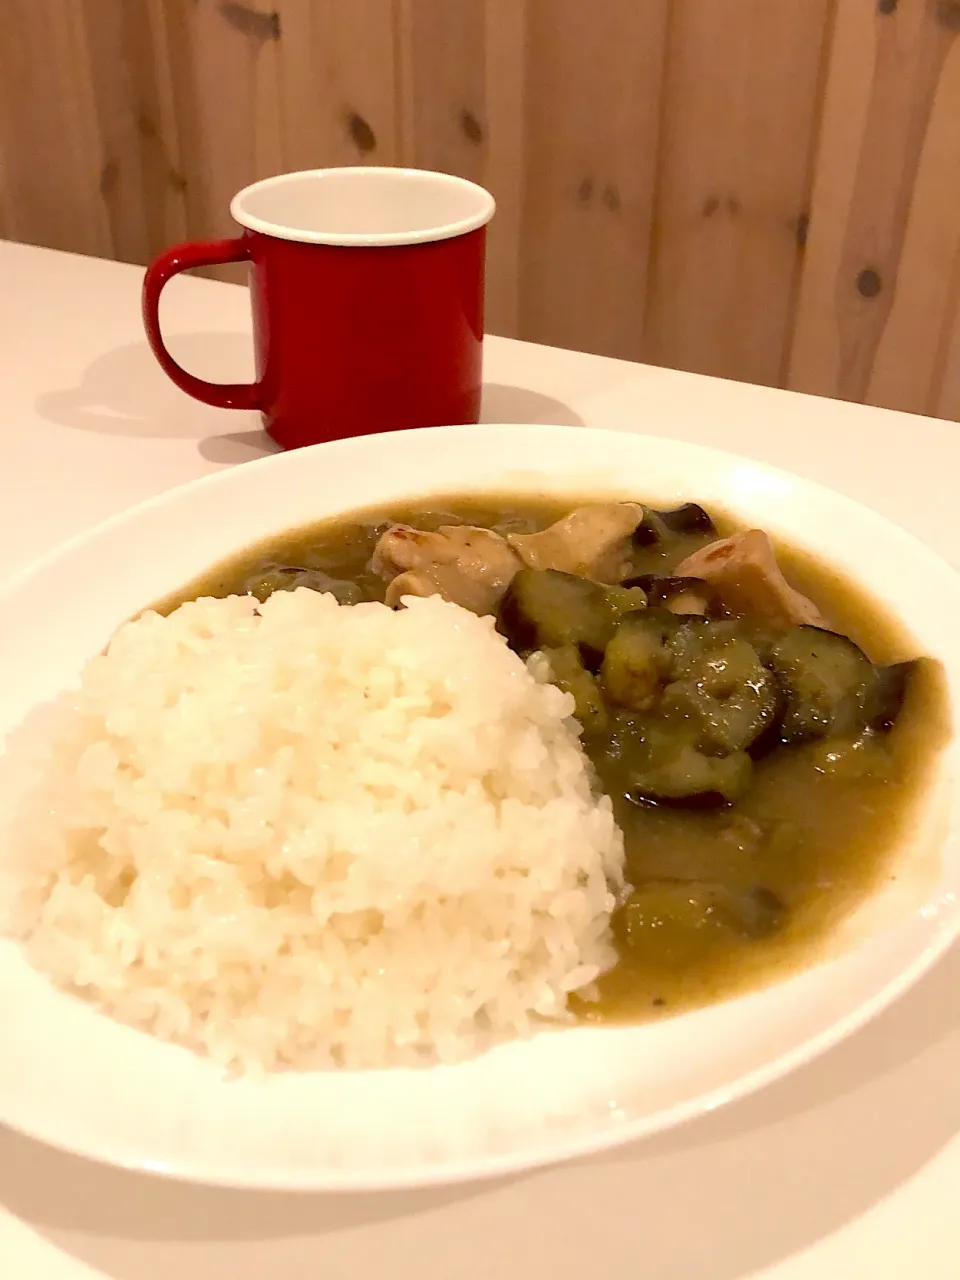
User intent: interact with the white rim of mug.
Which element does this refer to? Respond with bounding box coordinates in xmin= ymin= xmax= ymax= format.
xmin=229 ymin=167 xmax=496 ymax=248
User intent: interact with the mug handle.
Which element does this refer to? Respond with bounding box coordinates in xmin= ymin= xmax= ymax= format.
xmin=142 ymin=237 xmax=263 ymax=410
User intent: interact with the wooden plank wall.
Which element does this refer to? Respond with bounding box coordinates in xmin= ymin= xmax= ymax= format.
xmin=2 ymin=0 xmax=960 ymax=420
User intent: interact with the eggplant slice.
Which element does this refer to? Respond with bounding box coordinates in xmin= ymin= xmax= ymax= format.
xmin=600 ymin=610 xmax=782 ymax=753
xmin=762 ymin=625 xmax=917 ymax=743
xmin=496 ymin=568 xmax=646 ymax=668
xmin=633 ymin=503 xmax=717 ymax=547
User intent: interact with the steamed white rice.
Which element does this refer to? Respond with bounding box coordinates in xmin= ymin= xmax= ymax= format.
xmin=4 ymin=588 xmax=624 ymax=1073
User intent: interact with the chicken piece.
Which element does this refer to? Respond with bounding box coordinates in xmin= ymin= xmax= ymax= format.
xmin=382 ymin=566 xmax=480 ymax=610
xmin=372 ymin=523 xmax=522 ymax=614
xmin=506 ymin=503 xmax=644 ymax=583
xmin=674 ymin=530 xmax=825 ymax=629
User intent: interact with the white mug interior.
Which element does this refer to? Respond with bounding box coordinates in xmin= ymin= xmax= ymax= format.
xmin=230 ymin=167 xmax=496 ymax=248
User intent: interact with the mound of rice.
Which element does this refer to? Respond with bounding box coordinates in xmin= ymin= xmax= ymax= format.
xmin=5 ymin=589 xmax=625 ymax=1072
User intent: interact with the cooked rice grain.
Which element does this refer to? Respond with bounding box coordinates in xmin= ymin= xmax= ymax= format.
xmin=4 ymin=589 xmax=624 ymax=1072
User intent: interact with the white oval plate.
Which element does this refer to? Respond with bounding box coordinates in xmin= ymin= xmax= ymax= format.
xmin=0 ymin=424 xmax=958 ymax=1190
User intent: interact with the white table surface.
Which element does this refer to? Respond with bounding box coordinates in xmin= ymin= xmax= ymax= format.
xmin=2 ymin=237 xmax=959 ymax=1280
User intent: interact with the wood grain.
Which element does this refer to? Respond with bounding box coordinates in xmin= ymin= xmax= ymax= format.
xmin=519 ymin=0 xmax=668 ymax=360
xmin=0 ymin=0 xmax=112 ymax=257
xmin=871 ymin=36 xmax=960 ymax=415
xmin=5 ymin=1 xmax=960 ymax=421
xmin=480 ymin=0 xmax=527 ymax=336
xmin=930 ymin=255 xmax=960 ymax=419
xmin=643 ymin=0 xmax=834 ymax=387
xmin=395 ymin=0 xmax=527 ymax=336
xmin=76 ymin=0 xmax=189 ymax=265
xmin=929 ymin=118 xmax=960 ymax=420
xmin=398 ymin=0 xmax=487 ymax=185
xmin=278 ymin=0 xmax=399 ymax=171
xmin=789 ymin=0 xmax=960 ymax=407
xmin=160 ymin=0 xmax=286 ymax=280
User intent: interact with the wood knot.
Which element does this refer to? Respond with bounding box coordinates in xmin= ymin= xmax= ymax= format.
xmin=602 ymin=184 xmax=621 ymax=212
xmin=701 ymin=194 xmax=740 ymax=218
xmin=459 ymin=109 xmax=484 ymax=145
xmin=346 ymin=112 xmax=376 ymax=154
xmin=936 ymin=0 xmax=960 ymax=29
xmin=857 ymin=268 xmax=882 ymax=298
xmin=576 ymin=177 xmax=594 ymax=204
xmin=219 ymin=3 xmax=280 ymax=41
xmin=876 ymin=0 xmax=897 ymax=14
xmin=98 ymin=158 xmax=119 ymax=198
xmin=795 ymin=212 xmax=809 ymax=247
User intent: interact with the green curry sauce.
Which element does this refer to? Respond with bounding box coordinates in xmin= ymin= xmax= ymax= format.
xmin=156 ymin=496 xmax=949 ymax=1023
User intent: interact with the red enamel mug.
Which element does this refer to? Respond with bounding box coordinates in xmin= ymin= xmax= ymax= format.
xmin=142 ymin=168 xmax=496 ymax=450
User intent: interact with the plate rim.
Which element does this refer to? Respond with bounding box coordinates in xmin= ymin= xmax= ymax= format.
xmin=1 ymin=421 xmax=958 ymax=1190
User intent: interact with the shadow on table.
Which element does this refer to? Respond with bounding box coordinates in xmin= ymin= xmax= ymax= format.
xmin=32 ymin=338 xmax=585 ymax=470
xmin=33 ymin=333 xmax=278 ymax=465
xmin=578 ymin=935 xmax=960 ymax=1277
xmin=4 ymin=938 xmax=960 ymax=1279
xmin=0 ymin=1121 xmax=499 ymax=1240
xmin=481 ymin=383 xmax=584 ymax=427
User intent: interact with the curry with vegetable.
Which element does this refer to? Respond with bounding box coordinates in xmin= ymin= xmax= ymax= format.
xmin=158 ymin=495 xmax=948 ymax=1021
